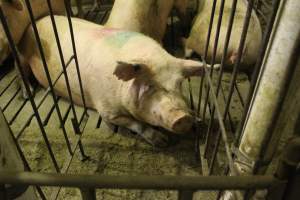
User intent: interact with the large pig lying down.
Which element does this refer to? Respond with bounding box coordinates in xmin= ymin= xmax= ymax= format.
xmin=105 ymin=0 xmax=189 ymax=43
xmin=184 ymin=0 xmax=262 ymax=69
xmin=0 ymin=0 xmax=67 ymax=64
xmin=19 ymin=16 xmax=209 ymax=147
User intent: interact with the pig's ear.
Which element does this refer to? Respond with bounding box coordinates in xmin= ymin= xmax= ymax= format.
xmin=10 ymin=0 xmax=23 ymax=11
xmin=114 ymin=61 xmax=149 ymax=81
xmin=180 ymin=59 xmax=206 ymax=77
xmin=180 ymin=59 xmax=219 ymax=77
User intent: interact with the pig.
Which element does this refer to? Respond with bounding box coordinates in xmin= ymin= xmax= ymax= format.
xmin=0 ymin=0 xmax=66 ymax=64
xmin=105 ymin=0 xmax=189 ymax=43
xmin=18 ymin=15 xmax=210 ymax=147
xmin=184 ymin=0 xmax=262 ymax=69
xmin=0 ymin=0 xmax=88 ymax=64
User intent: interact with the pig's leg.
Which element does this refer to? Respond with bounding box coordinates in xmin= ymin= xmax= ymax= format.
xmin=14 ymin=52 xmax=33 ymax=99
xmin=108 ymin=115 xmax=170 ymax=148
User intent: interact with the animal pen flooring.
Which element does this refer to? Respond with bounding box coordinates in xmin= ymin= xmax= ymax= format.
xmin=1 ymin=0 xmax=297 ymax=200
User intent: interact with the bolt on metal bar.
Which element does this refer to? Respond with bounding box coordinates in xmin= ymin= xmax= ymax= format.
xmin=64 ymin=0 xmax=88 ymax=122
xmin=24 ymin=0 xmax=73 ymax=162
xmin=202 ymin=0 xmax=226 ymax=120
xmin=234 ymin=0 xmax=282 ymax=147
xmin=208 ymin=0 xmax=256 ymax=175
xmin=0 ymin=75 xmax=17 ymax=96
xmin=196 ymin=0 xmax=218 ymax=117
xmin=46 ymin=0 xmax=80 ymax=128
xmin=0 ymin=5 xmax=60 ymax=172
xmin=0 ymin=172 xmax=284 ymax=190
xmin=203 ymin=0 xmax=238 ymax=159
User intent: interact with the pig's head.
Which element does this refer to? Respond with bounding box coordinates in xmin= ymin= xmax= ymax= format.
xmin=114 ymin=58 xmax=207 ymax=134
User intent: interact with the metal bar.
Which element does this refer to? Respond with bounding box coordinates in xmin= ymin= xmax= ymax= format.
xmin=16 ymin=56 xmax=74 ymax=139
xmin=49 ymin=116 xmax=89 ymax=200
xmin=234 ymin=0 xmax=282 ymax=147
xmin=24 ymin=0 xmax=73 ymax=164
xmin=234 ymin=82 xmax=245 ymax=108
xmin=43 ymin=97 xmax=61 ymax=126
xmin=2 ymin=88 xmax=20 ymax=112
xmin=0 ymin=172 xmax=284 ymax=190
xmin=196 ymin=0 xmax=219 ymax=116
xmin=0 ymin=5 xmax=60 ymax=173
xmin=2 ymin=108 xmax=47 ymax=200
xmin=203 ymin=69 xmax=237 ymax=175
xmin=96 ymin=115 xmax=102 ymax=128
xmin=203 ymin=0 xmax=238 ymax=159
xmin=80 ymin=188 xmax=96 ymax=200
xmin=64 ymin=0 xmax=88 ymax=120
xmin=0 ymin=75 xmax=17 ymax=96
xmin=8 ymin=99 xmax=28 ymax=125
xmin=46 ymin=0 xmax=79 ymax=126
xmin=60 ymin=104 xmax=72 ymax=128
xmin=208 ymin=0 xmax=256 ymax=175
xmin=202 ymin=0 xmax=226 ymax=120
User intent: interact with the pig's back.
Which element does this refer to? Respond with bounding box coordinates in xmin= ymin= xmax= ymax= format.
xmin=22 ymin=16 xmax=110 ymax=107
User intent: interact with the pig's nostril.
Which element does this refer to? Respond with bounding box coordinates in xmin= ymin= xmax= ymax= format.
xmin=172 ymin=115 xmax=193 ymax=133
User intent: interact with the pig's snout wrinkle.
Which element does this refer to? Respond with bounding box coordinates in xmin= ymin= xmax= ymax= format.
xmin=171 ymin=112 xmax=193 ymax=133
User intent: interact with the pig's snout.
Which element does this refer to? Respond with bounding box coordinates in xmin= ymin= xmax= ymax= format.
xmin=170 ymin=111 xmax=193 ymax=133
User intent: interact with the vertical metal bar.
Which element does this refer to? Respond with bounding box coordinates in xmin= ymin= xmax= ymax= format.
xmin=234 ymin=0 xmax=282 ymax=147
xmin=64 ymin=0 xmax=88 ymax=123
xmin=208 ymin=0 xmax=256 ymax=175
xmin=178 ymin=190 xmax=194 ymax=200
xmin=197 ymin=0 xmax=219 ymax=117
xmin=24 ymin=0 xmax=73 ymax=157
xmin=46 ymin=0 xmax=79 ymax=125
xmin=202 ymin=0 xmax=226 ymax=120
xmin=96 ymin=116 xmax=102 ymax=129
xmin=80 ymin=188 xmax=96 ymax=200
xmin=0 ymin=5 xmax=60 ymax=172
xmin=204 ymin=0 xmax=238 ymax=159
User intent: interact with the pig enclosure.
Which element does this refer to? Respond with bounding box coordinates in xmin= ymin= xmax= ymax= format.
xmin=0 ymin=0 xmax=298 ymax=200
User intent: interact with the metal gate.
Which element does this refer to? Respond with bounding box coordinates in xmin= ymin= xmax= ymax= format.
xmin=0 ymin=0 xmax=299 ymax=199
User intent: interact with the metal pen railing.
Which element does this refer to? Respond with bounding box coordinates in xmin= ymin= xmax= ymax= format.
xmin=0 ymin=0 xmax=289 ymax=199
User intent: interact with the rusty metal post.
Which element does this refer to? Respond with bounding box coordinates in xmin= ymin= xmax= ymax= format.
xmin=0 ymin=109 xmax=37 ymax=200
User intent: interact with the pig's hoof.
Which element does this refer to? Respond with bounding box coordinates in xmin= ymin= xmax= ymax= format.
xmin=139 ymin=128 xmax=170 ymax=148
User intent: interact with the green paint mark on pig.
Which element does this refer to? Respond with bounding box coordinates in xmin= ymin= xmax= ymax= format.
xmin=104 ymin=31 xmax=142 ymax=48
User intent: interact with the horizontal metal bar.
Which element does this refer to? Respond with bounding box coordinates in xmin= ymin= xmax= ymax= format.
xmin=16 ymin=56 xmax=74 ymax=139
xmin=0 ymin=75 xmax=17 ymax=96
xmin=0 ymin=172 xmax=284 ymax=190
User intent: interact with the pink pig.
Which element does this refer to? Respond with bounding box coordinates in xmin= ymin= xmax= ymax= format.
xmin=18 ymin=16 xmax=210 ymax=147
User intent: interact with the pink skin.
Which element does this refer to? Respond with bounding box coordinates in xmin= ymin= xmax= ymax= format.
xmin=19 ymin=16 xmax=209 ymax=147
